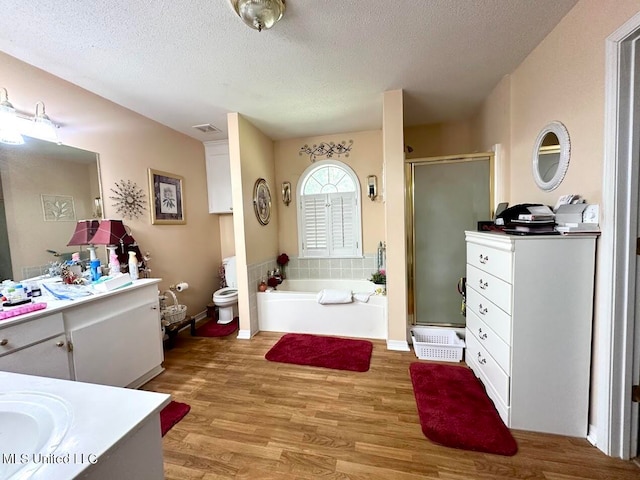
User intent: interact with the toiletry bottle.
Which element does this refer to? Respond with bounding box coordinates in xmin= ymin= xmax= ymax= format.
xmin=90 ymin=259 xmax=102 ymax=282
xmin=128 ymin=251 xmax=139 ymax=280
xmin=109 ymin=251 xmax=121 ymax=274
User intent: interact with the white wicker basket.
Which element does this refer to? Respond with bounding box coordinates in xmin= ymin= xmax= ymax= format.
xmin=410 ymin=327 xmax=465 ymax=362
xmin=161 ymin=290 xmax=187 ymax=325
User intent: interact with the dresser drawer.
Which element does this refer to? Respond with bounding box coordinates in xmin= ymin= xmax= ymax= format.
xmin=467 ymin=351 xmax=510 ymax=426
xmin=466 ymin=264 xmax=512 ymax=315
xmin=0 ymin=313 xmax=64 ymax=357
xmin=466 ymin=310 xmax=511 ymax=374
xmin=466 ymin=287 xmax=512 ymax=345
xmin=466 ymin=332 xmax=510 ymax=406
xmin=467 ymin=242 xmax=512 ymax=282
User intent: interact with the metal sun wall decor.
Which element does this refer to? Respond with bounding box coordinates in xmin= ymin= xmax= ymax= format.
xmin=299 ymin=140 xmax=353 ymax=162
xmin=110 ymin=179 xmax=147 ymax=220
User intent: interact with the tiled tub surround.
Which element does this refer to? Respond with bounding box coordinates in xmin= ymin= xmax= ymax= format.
xmin=275 ymin=255 xmax=378 ymax=281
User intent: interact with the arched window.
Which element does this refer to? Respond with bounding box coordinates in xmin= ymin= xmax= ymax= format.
xmin=297 ymin=160 xmax=362 ymax=258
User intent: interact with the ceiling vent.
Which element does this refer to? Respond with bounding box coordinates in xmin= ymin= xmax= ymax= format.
xmin=192 ymin=123 xmax=221 ymax=134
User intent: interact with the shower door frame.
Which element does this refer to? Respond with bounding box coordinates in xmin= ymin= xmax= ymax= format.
xmin=405 ymin=152 xmax=494 ymax=326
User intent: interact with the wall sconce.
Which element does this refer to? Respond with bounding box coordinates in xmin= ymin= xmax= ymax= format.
xmin=282 ymin=181 xmax=291 ymax=206
xmin=0 ymin=88 xmax=59 ymax=145
xmin=367 ymin=175 xmax=377 ymax=201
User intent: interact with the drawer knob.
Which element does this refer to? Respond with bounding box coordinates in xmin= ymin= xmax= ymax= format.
xmin=56 ymin=341 xmax=65 ymax=348
xmin=478 ymin=328 xmax=488 ymax=340
xmin=479 ymin=304 xmax=488 ymax=315
xmin=479 ymin=279 xmax=488 ymax=290
xmin=0 ymin=339 xmax=7 ymax=346
xmin=479 ymin=254 xmax=489 ymax=264
xmin=477 ymin=351 xmax=487 ymax=365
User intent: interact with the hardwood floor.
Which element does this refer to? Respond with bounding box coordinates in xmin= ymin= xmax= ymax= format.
xmin=143 ymin=330 xmax=639 ymax=480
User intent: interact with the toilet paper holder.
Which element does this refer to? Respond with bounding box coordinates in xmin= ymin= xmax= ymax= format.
xmin=169 ymin=282 xmax=189 ymax=292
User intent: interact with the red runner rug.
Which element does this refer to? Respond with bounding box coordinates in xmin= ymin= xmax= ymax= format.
xmin=160 ymin=400 xmax=190 ymax=437
xmin=196 ymin=317 xmax=239 ymax=337
xmin=409 ymin=362 xmax=517 ymax=456
xmin=265 ymin=333 xmax=373 ymax=372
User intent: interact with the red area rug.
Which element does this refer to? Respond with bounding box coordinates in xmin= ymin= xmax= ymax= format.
xmin=265 ymin=333 xmax=373 ymax=372
xmin=196 ymin=317 xmax=239 ymax=337
xmin=160 ymin=400 xmax=190 ymax=437
xmin=409 ymin=362 xmax=517 ymax=456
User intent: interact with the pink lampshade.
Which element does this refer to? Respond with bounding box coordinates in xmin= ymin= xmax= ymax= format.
xmin=67 ymin=219 xmax=100 ymax=246
xmin=90 ymin=219 xmax=136 ymax=246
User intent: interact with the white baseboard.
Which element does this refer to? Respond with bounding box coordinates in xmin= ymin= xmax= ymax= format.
xmin=387 ymin=339 xmax=410 ymax=351
xmin=236 ymin=329 xmax=251 ymax=340
xmin=587 ymin=424 xmax=598 ymax=446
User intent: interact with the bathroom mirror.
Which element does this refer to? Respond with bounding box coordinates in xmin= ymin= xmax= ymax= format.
xmin=0 ymin=137 xmax=101 ymax=281
xmin=532 ymin=121 xmax=570 ymax=192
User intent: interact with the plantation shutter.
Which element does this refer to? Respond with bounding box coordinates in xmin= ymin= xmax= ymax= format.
xmin=301 ymin=194 xmax=328 ymax=257
xmin=329 ymin=192 xmax=358 ymax=256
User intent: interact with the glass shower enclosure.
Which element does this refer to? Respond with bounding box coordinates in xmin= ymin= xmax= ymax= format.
xmin=406 ymin=153 xmax=493 ymax=327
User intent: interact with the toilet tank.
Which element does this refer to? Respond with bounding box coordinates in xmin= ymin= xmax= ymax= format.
xmin=223 ymin=256 xmax=237 ymax=288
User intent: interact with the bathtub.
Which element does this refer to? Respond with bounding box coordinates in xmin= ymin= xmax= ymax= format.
xmin=257 ymin=279 xmax=387 ymax=339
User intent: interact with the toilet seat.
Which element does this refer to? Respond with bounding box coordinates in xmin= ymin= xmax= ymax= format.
xmin=213 ymin=287 xmax=238 ymax=307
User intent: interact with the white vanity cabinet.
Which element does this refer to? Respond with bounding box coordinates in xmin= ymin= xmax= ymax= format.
xmin=464 ymin=231 xmax=596 ymax=437
xmin=0 ymin=279 xmax=163 ymax=389
xmin=0 ymin=312 xmax=71 ymax=379
xmin=205 ymin=139 xmax=233 ymax=213
xmin=65 ymin=283 xmax=164 ymax=388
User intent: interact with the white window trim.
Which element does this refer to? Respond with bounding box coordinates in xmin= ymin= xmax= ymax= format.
xmin=297 ymin=160 xmax=362 ymax=259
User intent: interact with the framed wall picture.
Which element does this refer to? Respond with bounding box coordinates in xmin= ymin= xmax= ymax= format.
xmin=148 ymin=168 xmax=185 ymax=225
xmin=253 ymin=178 xmax=271 ymax=225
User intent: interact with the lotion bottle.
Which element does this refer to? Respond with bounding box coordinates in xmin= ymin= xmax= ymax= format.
xmin=128 ymin=251 xmax=139 ymax=280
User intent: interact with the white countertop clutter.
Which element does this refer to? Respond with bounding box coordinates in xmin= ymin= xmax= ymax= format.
xmin=0 ymin=277 xmax=170 ymax=479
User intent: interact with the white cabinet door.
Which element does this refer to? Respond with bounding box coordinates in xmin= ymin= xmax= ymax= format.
xmin=205 ymin=140 xmax=233 ymax=213
xmin=0 ymin=333 xmax=71 ymax=379
xmin=70 ymin=301 xmax=163 ymax=387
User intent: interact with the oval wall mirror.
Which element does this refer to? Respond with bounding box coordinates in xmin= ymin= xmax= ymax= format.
xmin=532 ymin=121 xmax=570 ymax=192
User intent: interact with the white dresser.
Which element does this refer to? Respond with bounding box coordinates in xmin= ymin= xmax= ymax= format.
xmin=464 ymin=231 xmax=596 ymax=437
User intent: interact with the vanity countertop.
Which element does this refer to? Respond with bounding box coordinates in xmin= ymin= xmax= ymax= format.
xmin=0 ymin=278 xmax=161 ymax=330
xmin=0 ymin=371 xmax=170 ymax=479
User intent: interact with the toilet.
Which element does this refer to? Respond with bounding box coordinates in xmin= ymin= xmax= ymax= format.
xmin=212 ymin=256 xmax=238 ymax=324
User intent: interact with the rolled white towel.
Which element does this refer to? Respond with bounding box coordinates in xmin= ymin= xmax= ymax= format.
xmin=353 ymin=292 xmax=372 ymax=303
xmin=316 ymin=289 xmax=353 ymax=305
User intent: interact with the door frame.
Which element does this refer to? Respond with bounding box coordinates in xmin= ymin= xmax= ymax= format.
xmin=598 ymin=10 xmax=640 ymax=459
xmin=405 ymin=152 xmax=494 ymax=326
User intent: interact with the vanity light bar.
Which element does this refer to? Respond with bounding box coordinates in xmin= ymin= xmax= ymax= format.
xmin=0 ymin=88 xmax=60 ymax=145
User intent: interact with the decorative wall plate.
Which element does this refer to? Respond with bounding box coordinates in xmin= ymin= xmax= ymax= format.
xmin=253 ymin=178 xmax=271 ymax=225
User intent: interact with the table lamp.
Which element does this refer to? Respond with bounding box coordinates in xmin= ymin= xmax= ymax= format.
xmin=90 ymin=219 xmax=135 ymax=274
xmin=67 ymin=220 xmax=100 ymax=261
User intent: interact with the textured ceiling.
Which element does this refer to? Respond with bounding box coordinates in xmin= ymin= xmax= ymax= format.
xmin=0 ymin=0 xmax=577 ymax=142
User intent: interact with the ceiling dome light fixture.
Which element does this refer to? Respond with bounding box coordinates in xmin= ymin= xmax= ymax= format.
xmin=231 ymin=0 xmax=286 ymax=32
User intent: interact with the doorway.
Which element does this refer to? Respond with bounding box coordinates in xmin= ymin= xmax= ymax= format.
xmin=406 ymin=153 xmax=493 ymax=327
xmin=600 ymin=11 xmax=640 ymax=459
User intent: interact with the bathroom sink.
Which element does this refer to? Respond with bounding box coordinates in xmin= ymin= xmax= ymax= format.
xmin=0 ymin=392 xmax=72 ymax=479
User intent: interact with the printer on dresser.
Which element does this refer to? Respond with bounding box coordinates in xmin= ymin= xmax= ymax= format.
xmin=464 ymin=231 xmax=597 ymax=437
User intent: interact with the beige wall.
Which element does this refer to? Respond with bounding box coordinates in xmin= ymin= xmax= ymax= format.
xmin=0 ymin=51 xmax=221 ymax=316
xmin=383 ymin=90 xmax=408 ymax=345
xmin=274 ymin=130 xmax=384 ymax=256
xmin=404 ymin=120 xmax=474 ymax=159
xmin=475 ymin=0 xmax=640 ymax=207
xmin=228 ymin=113 xmax=277 ymax=335
xmin=470 ymin=0 xmax=640 ymax=432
